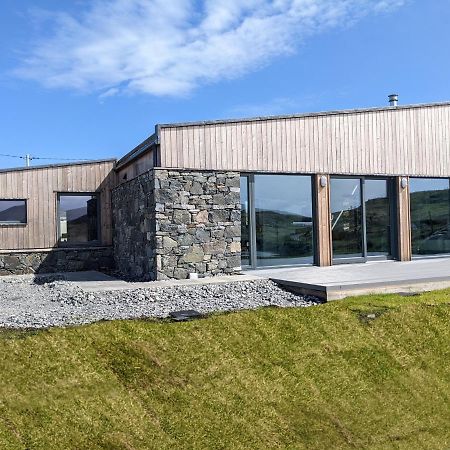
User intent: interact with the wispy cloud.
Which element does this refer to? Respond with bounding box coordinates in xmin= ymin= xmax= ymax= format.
xmin=15 ymin=0 xmax=405 ymax=97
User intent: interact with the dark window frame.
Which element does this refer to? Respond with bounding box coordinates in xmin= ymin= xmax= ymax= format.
xmin=56 ymin=192 xmax=101 ymax=247
xmin=240 ymin=172 xmax=315 ymax=269
xmin=0 ymin=199 xmax=28 ymax=226
xmin=409 ymin=176 xmax=450 ymax=258
xmin=330 ymin=175 xmax=396 ymax=264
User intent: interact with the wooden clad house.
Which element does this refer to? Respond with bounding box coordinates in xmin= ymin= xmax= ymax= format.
xmin=2 ymin=100 xmax=450 ymax=278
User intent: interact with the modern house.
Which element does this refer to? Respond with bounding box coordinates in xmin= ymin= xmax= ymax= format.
xmin=1 ymin=99 xmax=450 ymax=280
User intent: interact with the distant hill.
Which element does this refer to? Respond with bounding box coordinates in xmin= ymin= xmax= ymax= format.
xmin=0 ymin=205 xmax=26 ymax=223
xmin=66 ymin=207 xmax=87 ymax=222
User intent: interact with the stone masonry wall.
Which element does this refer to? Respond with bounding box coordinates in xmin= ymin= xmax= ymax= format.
xmin=112 ymin=170 xmax=156 ymax=280
xmin=112 ymin=168 xmax=241 ymax=280
xmin=0 ymin=247 xmax=114 ymax=276
xmin=154 ymin=169 xmax=241 ymax=280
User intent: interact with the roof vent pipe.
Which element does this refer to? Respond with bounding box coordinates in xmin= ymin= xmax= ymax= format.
xmin=388 ymin=94 xmax=399 ymax=107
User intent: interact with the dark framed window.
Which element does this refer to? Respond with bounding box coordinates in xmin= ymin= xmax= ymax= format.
xmin=410 ymin=178 xmax=450 ymax=256
xmin=0 ymin=200 xmax=27 ymax=225
xmin=330 ymin=177 xmax=394 ymax=262
xmin=57 ymin=194 xmax=100 ymax=245
xmin=240 ymin=174 xmax=314 ymax=268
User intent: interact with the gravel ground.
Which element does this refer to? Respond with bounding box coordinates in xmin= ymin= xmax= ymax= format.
xmin=0 ymin=275 xmax=321 ymax=329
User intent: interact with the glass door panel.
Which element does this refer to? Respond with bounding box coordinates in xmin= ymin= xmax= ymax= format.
xmin=254 ymin=175 xmax=313 ymax=267
xmin=331 ymin=178 xmax=363 ymax=259
xmin=365 ymin=179 xmax=391 ymax=257
xmin=240 ymin=176 xmax=250 ymax=266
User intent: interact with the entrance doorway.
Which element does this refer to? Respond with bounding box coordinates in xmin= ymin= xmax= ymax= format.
xmin=330 ymin=177 xmax=394 ymax=263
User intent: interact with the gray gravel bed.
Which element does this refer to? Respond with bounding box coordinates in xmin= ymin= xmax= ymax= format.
xmin=0 ymin=275 xmax=320 ymax=329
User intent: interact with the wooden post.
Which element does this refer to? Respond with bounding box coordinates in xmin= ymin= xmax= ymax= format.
xmin=314 ymin=174 xmax=332 ymax=266
xmin=396 ymin=176 xmax=412 ymax=261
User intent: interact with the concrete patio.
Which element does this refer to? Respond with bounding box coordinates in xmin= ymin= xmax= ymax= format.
xmin=246 ymin=258 xmax=450 ymax=300
xmin=58 ymin=257 xmax=450 ymax=301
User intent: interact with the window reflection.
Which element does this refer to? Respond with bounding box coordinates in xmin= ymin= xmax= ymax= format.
xmin=240 ymin=177 xmax=250 ymax=266
xmin=254 ymin=175 xmax=313 ymax=266
xmin=0 ymin=200 xmax=27 ymax=224
xmin=58 ymin=194 xmax=99 ymax=244
xmin=331 ymin=178 xmax=363 ymax=258
xmin=365 ymin=179 xmax=391 ymax=256
xmin=410 ymin=178 xmax=450 ymax=255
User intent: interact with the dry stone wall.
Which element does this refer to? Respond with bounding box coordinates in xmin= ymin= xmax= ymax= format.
xmin=0 ymin=247 xmax=114 ymax=276
xmin=112 ymin=168 xmax=242 ymax=280
xmin=112 ymin=170 xmax=156 ymax=280
xmin=154 ymin=169 xmax=241 ymax=280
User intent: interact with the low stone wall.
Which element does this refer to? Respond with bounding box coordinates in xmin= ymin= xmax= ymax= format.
xmin=0 ymin=247 xmax=114 ymax=276
xmin=112 ymin=168 xmax=241 ymax=280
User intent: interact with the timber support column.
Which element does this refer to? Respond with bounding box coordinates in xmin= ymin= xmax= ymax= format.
xmin=314 ymin=174 xmax=332 ymax=266
xmin=396 ymin=176 xmax=412 ymax=261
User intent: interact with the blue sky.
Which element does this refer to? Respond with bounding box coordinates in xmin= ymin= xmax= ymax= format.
xmin=1 ymin=0 xmax=449 ymax=169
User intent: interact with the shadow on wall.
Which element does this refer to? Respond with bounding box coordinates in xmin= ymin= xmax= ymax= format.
xmin=0 ymin=247 xmax=115 ymax=277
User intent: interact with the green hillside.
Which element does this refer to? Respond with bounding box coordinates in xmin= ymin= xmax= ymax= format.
xmin=1 ymin=290 xmax=450 ymax=449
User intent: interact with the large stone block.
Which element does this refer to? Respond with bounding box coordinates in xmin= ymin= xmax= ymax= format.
xmin=202 ymin=241 xmax=226 ymax=255
xmin=181 ymin=245 xmax=205 ymax=263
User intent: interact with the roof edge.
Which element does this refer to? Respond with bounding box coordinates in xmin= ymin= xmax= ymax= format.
xmin=157 ymin=101 xmax=450 ymax=129
xmin=115 ymin=132 xmax=158 ymax=170
xmin=0 ymin=158 xmax=117 ymax=174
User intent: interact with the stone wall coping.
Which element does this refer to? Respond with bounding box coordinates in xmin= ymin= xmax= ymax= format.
xmin=0 ymin=247 xmax=113 ymax=255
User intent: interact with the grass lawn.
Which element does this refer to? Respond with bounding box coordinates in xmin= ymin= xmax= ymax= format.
xmin=0 ymin=290 xmax=450 ymax=449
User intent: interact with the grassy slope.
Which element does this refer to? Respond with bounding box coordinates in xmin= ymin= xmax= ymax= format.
xmin=0 ymin=291 xmax=450 ymax=450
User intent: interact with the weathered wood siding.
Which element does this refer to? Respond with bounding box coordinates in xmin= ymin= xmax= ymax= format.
xmin=313 ymin=174 xmax=332 ymax=266
xmin=159 ymin=104 xmax=450 ymax=176
xmin=0 ymin=160 xmax=116 ymax=250
xmin=117 ymin=150 xmax=154 ymax=183
xmin=396 ymin=176 xmax=412 ymax=261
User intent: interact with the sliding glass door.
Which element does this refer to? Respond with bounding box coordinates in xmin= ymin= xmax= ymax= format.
xmin=331 ymin=178 xmax=364 ymax=259
xmin=365 ymin=179 xmax=392 ymax=257
xmin=240 ymin=176 xmax=251 ymax=267
xmin=331 ymin=177 xmax=393 ymax=262
xmin=240 ymin=174 xmax=314 ymax=268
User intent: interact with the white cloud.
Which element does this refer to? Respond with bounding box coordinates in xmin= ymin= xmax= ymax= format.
xmin=15 ymin=0 xmax=405 ymax=97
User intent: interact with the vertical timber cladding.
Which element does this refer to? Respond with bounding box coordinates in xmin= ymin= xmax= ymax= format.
xmin=158 ymin=103 xmax=450 ymax=177
xmin=112 ymin=168 xmax=241 ymax=280
xmin=0 ymin=160 xmax=116 ymax=250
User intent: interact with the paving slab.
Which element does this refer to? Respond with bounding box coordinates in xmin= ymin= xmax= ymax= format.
xmin=246 ymin=258 xmax=450 ymax=300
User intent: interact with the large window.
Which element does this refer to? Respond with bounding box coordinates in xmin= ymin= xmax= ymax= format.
xmin=241 ymin=174 xmax=314 ymax=268
xmin=0 ymin=200 xmax=27 ymax=225
xmin=410 ymin=178 xmax=450 ymax=256
xmin=58 ymin=194 xmax=99 ymax=244
xmin=331 ymin=177 xmax=392 ymax=261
